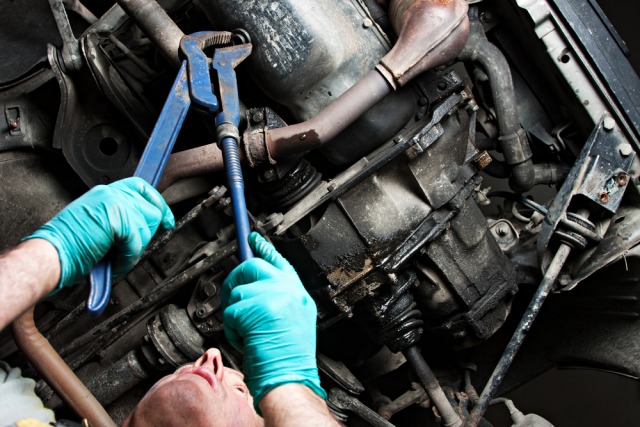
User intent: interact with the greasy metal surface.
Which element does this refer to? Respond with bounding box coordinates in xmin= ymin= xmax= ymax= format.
xmin=537 ymin=116 xmax=635 ymax=258
xmin=82 ymin=33 xmax=154 ymax=140
xmin=48 ymin=0 xmax=83 ymax=71
xmin=158 ymin=304 xmax=205 ymax=361
xmin=114 ymin=0 xmax=184 ymax=68
xmin=49 ymin=45 xmax=140 ymax=185
xmin=317 ymin=354 xmax=366 ymax=395
xmin=84 ymin=350 xmax=151 ymax=407
xmin=197 ymin=0 xmax=391 ymax=121
xmin=328 ymin=388 xmax=396 ymax=427
xmin=275 ymin=93 xmax=463 ymax=235
xmin=58 ymin=241 xmax=237 ymax=358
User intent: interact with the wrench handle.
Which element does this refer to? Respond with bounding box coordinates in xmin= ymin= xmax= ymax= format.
xmin=220 ymin=136 xmax=254 ymax=261
xmin=87 ymin=63 xmax=191 ymax=316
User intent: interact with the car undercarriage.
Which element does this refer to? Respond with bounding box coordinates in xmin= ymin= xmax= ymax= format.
xmin=1 ymin=0 xmax=639 ymax=425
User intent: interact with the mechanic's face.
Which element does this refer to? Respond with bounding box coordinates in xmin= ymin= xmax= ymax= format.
xmin=123 ymin=348 xmax=263 ymax=427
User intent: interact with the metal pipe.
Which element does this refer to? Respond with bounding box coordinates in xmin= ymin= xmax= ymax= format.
xmin=404 ymin=346 xmax=463 ymax=427
xmin=11 ymin=307 xmax=117 ymax=427
xmin=159 ymin=143 xmax=227 ymax=192
xmin=114 ymin=0 xmax=184 ymax=68
xmin=264 ymin=71 xmax=392 ymax=158
xmin=377 ymin=0 xmax=470 ymax=89
xmin=159 ymin=0 xmax=471 ymax=184
xmin=464 ymin=241 xmax=575 ymax=426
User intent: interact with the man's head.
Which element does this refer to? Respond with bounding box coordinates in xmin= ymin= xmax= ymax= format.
xmin=124 ymin=348 xmax=263 ymax=427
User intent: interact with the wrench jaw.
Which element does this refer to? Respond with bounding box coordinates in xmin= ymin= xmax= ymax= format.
xmin=179 ymin=31 xmax=236 ymax=114
xmin=212 ymin=44 xmax=253 ymax=128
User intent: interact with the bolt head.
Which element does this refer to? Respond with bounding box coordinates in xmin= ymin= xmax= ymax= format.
xmin=495 ymin=224 xmax=510 ymax=236
xmin=619 ymin=143 xmax=633 ymax=157
xmin=598 ymin=191 xmax=609 ymax=204
xmin=603 ymin=117 xmax=616 ymax=131
xmin=362 ymin=18 xmax=373 ymax=28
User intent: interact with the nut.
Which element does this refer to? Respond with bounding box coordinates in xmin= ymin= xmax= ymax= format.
xmin=615 ymin=172 xmax=629 ymax=187
xmin=619 ymin=143 xmax=633 ymax=157
xmin=603 ymin=116 xmax=616 ymax=131
xmin=598 ymin=191 xmax=609 ymax=204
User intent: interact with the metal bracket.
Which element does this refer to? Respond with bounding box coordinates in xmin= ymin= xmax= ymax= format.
xmin=538 ymin=114 xmax=635 ymax=259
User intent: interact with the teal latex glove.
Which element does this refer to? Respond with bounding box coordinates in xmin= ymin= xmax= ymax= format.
xmin=24 ymin=177 xmax=175 ymax=292
xmin=222 ymin=232 xmax=326 ymax=408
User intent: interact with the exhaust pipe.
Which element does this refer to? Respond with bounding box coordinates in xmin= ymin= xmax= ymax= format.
xmin=160 ymin=0 xmax=470 ymax=188
xmin=377 ymin=0 xmax=470 ymax=89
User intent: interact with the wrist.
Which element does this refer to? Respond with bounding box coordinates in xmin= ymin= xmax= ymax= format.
xmin=17 ymin=239 xmax=61 ymax=295
xmin=260 ymin=384 xmax=339 ymax=427
xmin=22 ymin=231 xmax=69 ymax=292
xmin=249 ymin=369 xmax=327 ymax=410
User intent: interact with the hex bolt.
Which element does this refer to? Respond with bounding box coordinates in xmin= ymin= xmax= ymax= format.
xmin=598 ymin=191 xmax=609 ymax=204
xmin=495 ymin=223 xmax=510 ymax=237
xmin=603 ymin=116 xmax=616 ymax=131
xmin=362 ymin=18 xmax=373 ymax=28
xmin=465 ymin=99 xmax=480 ymax=112
xmin=619 ymin=143 xmax=633 ymax=157
xmin=202 ymin=282 xmax=217 ymax=297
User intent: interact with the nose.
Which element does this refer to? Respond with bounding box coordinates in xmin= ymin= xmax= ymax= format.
xmin=193 ymin=348 xmax=225 ymax=381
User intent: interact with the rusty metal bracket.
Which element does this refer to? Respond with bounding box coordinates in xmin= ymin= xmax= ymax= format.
xmin=537 ymin=114 xmax=635 ymax=259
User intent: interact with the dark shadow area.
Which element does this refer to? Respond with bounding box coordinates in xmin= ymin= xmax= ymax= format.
xmin=485 ymin=368 xmax=640 ymax=426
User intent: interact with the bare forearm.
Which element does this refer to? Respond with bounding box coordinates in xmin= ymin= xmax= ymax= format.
xmin=260 ymin=384 xmax=341 ymax=427
xmin=0 ymin=239 xmax=60 ymax=330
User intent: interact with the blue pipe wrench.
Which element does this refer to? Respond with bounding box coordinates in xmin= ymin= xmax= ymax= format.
xmin=87 ymin=31 xmax=253 ymax=316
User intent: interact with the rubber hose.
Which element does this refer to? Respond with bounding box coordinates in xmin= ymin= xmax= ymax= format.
xmin=11 ymin=307 xmax=117 ymax=427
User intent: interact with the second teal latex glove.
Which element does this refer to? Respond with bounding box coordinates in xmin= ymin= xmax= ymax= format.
xmin=222 ymin=232 xmax=326 ymax=408
xmin=24 ymin=177 xmax=174 ymax=291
